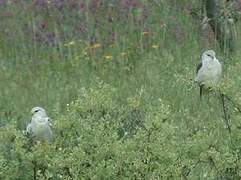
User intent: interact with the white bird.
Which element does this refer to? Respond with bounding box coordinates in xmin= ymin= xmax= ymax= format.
xmin=26 ymin=107 xmax=52 ymax=142
xmin=195 ymin=49 xmax=222 ymax=97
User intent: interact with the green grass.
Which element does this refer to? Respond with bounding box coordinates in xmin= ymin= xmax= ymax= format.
xmin=1 ymin=0 xmax=241 ymax=179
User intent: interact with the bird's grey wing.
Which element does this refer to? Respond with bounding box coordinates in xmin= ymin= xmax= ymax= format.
xmin=196 ymin=62 xmax=203 ymax=74
xmin=196 ymin=62 xmax=202 ymax=74
xmin=195 ymin=62 xmax=204 ymax=84
xmin=26 ymin=123 xmax=32 ymax=135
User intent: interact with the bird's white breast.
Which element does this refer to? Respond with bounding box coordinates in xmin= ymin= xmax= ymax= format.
xmin=196 ymin=58 xmax=222 ymax=87
xmin=31 ymin=116 xmax=52 ymax=141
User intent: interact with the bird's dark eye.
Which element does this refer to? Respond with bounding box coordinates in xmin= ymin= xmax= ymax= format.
xmin=34 ymin=109 xmax=40 ymax=113
xmin=207 ymin=54 xmax=213 ymax=59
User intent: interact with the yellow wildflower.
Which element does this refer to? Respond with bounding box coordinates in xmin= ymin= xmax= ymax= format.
xmin=104 ymin=55 xmax=113 ymax=60
xmin=64 ymin=41 xmax=75 ymax=46
xmin=91 ymin=43 xmax=101 ymax=49
xmin=141 ymin=31 xmax=149 ymax=36
xmin=151 ymin=44 xmax=159 ymax=49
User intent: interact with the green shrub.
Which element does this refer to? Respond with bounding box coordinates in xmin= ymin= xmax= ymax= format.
xmin=0 ymin=82 xmax=177 ymax=179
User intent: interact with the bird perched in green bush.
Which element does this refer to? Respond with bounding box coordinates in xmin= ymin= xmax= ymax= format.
xmin=195 ymin=49 xmax=222 ymax=97
xmin=25 ymin=107 xmax=52 ymax=142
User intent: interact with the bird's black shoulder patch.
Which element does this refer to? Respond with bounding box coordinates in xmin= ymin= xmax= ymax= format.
xmin=196 ymin=62 xmax=202 ymax=74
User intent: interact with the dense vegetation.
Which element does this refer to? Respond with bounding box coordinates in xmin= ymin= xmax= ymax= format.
xmin=1 ymin=0 xmax=241 ymax=179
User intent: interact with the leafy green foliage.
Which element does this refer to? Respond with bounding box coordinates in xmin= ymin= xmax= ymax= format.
xmin=0 ymin=82 xmax=174 ymax=179
xmin=1 ymin=81 xmax=241 ymax=179
xmin=1 ymin=0 xmax=241 ymax=179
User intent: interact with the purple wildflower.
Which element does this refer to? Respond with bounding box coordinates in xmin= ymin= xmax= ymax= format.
xmin=79 ymin=2 xmax=86 ymax=11
xmin=89 ymin=0 xmax=100 ymax=12
xmin=33 ymin=0 xmax=48 ymax=8
xmin=51 ymin=0 xmax=64 ymax=10
xmin=0 ymin=0 xmax=6 ymax=6
xmin=68 ymin=0 xmax=79 ymax=10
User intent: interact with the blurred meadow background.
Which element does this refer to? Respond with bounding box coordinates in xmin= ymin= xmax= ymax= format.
xmin=1 ymin=0 xmax=241 ymax=179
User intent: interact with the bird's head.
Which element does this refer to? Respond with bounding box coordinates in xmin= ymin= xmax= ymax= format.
xmin=202 ymin=50 xmax=216 ymax=61
xmin=31 ymin=107 xmax=47 ymax=117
